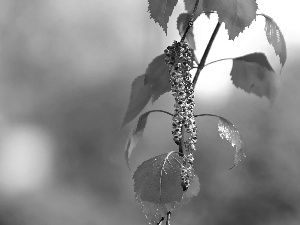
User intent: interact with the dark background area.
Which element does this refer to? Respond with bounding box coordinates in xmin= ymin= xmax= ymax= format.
xmin=0 ymin=0 xmax=299 ymax=225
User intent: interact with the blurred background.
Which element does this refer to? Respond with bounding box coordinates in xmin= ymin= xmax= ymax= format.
xmin=0 ymin=0 xmax=299 ymax=224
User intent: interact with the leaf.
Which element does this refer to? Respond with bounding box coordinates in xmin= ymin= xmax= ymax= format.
xmin=204 ymin=11 xmax=211 ymax=19
xmin=123 ymin=54 xmax=173 ymax=127
xmin=144 ymin=54 xmax=171 ymax=102
xmin=148 ymin=0 xmax=179 ymax=35
xmin=230 ymin=52 xmax=280 ymax=103
xmin=262 ymin=14 xmax=287 ymax=68
xmin=184 ymin=0 xmax=258 ymax=39
xmin=125 ymin=111 xmax=152 ymax=170
xmin=144 ymin=53 xmax=194 ymax=102
xmin=133 ymin=151 xmax=199 ymax=224
xmin=203 ymin=0 xmax=258 ymax=40
xmin=177 ymin=13 xmax=196 ymax=49
xmin=183 ymin=0 xmax=203 ymax=18
xmin=181 ymin=174 xmax=200 ymax=205
xmin=125 ymin=110 xmax=173 ymax=170
xmin=122 ymin=75 xmax=152 ymax=127
xmin=194 ymin=114 xmax=245 ymax=167
xmin=218 ymin=117 xmax=245 ymax=168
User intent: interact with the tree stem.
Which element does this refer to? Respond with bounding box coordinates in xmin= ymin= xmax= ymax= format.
xmin=180 ymin=0 xmax=200 ymax=42
xmin=193 ymin=22 xmax=221 ymax=88
xmin=166 ymin=211 xmax=171 ymax=225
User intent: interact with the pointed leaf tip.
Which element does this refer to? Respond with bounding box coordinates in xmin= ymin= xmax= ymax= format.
xmin=262 ymin=14 xmax=287 ymax=68
xmin=184 ymin=0 xmax=258 ymax=38
xmin=125 ymin=111 xmax=152 ymax=170
xmin=122 ymin=53 xmax=171 ymax=127
xmin=202 ymin=0 xmax=258 ymax=40
xmin=148 ymin=0 xmax=179 ymax=34
xmin=122 ymin=75 xmax=152 ymax=127
xmin=144 ymin=54 xmax=170 ymax=102
xmin=230 ymin=52 xmax=280 ymax=103
xmin=218 ymin=117 xmax=245 ymax=168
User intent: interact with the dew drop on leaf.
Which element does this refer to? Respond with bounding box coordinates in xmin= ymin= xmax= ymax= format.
xmin=218 ymin=117 xmax=245 ymax=168
xmin=262 ymin=14 xmax=287 ymax=68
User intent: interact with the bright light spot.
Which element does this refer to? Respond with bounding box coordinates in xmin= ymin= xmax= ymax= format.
xmin=0 ymin=125 xmax=55 ymax=196
xmin=193 ymin=60 xmax=233 ymax=106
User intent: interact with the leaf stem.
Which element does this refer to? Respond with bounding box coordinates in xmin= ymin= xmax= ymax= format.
xmin=180 ymin=0 xmax=200 ymax=42
xmin=145 ymin=109 xmax=173 ymax=117
xmin=192 ymin=57 xmax=234 ymax=70
xmin=157 ymin=217 xmax=164 ymax=225
xmin=194 ymin=113 xmax=226 ymax=120
xmin=256 ymin=13 xmax=267 ymax=18
xmin=204 ymin=57 xmax=233 ymax=67
xmin=166 ymin=211 xmax=171 ymax=225
xmin=192 ymin=22 xmax=221 ymax=88
xmin=179 ymin=129 xmax=184 ymax=156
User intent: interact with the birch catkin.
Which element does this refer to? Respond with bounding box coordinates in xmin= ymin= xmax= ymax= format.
xmin=165 ymin=41 xmax=197 ymax=190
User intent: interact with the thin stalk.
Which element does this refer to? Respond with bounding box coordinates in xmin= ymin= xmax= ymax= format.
xmin=194 ymin=113 xmax=226 ymax=119
xmin=166 ymin=211 xmax=171 ymax=225
xmin=157 ymin=217 xmax=164 ymax=225
xmin=180 ymin=0 xmax=200 ymax=42
xmin=193 ymin=22 xmax=221 ymax=88
xmin=204 ymin=57 xmax=232 ymax=67
xmin=145 ymin=109 xmax=173 ymax=117
xmin=179 ymin=129 xmax=185 ymax=156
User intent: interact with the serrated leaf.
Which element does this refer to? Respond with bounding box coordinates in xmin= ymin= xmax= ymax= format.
xmin=230 ymin=52 xmax=280 ymax=102
xmin=194 ymin=114 xmax=245 ymax=167
xmin=148 ymin=0 xmax=179 ymax=35
xmin=184 ymin=0 xmax=257 ymax=38
xmin=203 ymin=0 xmax=258 ymax=40
xmin=177 ymin=13 xmax=196 ymax=49
xmin=122 ymin=54 xmax=173 ymax=127
xmin=122 ymin=75 xmax=152 ymax=127
xmin=125 ymin=111 xmax=152 ymax=170
xmin=144 ymin=53 xmax=194 ymax=102
xmin=144 ymin=54 xmax=171 ymax=102
xmin=262 ymin=14 xmax=287 ymax=68
xmin=133 ymin=151 xmax=199 ymax=224
xmin=218 ymin=117 xmax=245 ymax=168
